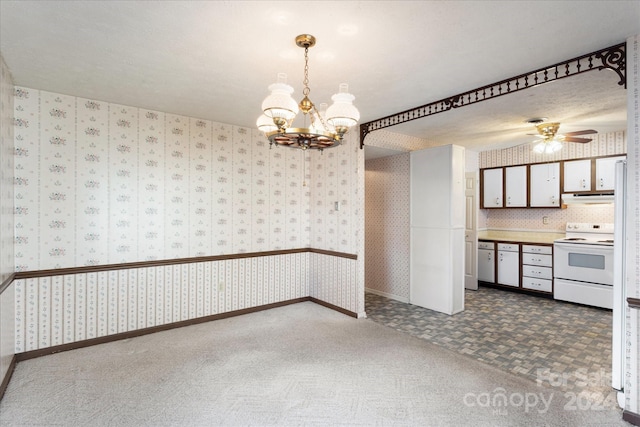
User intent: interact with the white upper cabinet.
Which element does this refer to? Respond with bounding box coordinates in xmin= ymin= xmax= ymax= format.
xmin=595 ymin=156 xmax=626 ymax=191
xmin=482 ymin=168 xmax=503 ymax=208
xmin=563 ymin=159 xmax=591 ymax=192
xmin=505 ymin=165 xmax=527 ymax=207
xmin=530 ymin=162 xmax=560 ymax=207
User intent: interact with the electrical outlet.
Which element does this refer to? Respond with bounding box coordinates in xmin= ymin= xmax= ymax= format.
xmin=542 ymin=216 xmax=549 ymax=225
xmin=218 ymin=282 xmax=225 ymax=292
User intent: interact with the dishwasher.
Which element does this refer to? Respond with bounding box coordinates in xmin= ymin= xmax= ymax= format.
xmin=477 ymin=241 xmax=495 ymax=283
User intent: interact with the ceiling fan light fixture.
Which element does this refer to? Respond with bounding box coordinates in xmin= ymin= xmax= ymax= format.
xmin=533 ymin=138 xmax=563 ymax=154
xmin=258 ymin=35 xmax=359 ymax=151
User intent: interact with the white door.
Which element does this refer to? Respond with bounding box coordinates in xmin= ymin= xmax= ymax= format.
xmin=464 ymin=172 xmax=478 ymax=290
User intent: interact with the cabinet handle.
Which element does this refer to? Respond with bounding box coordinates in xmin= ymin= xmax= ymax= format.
xmin=581 ymin=179 xmax=586 ymax=188
xmin=600 ymin=178 xmax=604 ymax=188
xmin=496 ymin=197 xmax=500 ymax=205
xmin=488 ymin=254 xmax=492 ymax=261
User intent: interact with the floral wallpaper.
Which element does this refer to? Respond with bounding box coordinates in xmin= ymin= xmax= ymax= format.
xmin=624 ymin=33 xmax=639 ymax=415
xmin=364 ymin=153 xmax=410 ymax=301
xmin=0 ymin=53 xmax=15 ymax=392
xmin=0 ymin=56 xmax=13 ymax=284
xmin=13 ymin=87 xmax=312 ymax=271
xmin=479 ymin=131 xmax=626 ymax=168
xmin=9 ymin=86 xmax=365 ymax=355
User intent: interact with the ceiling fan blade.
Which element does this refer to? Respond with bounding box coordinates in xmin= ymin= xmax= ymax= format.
xmin=563 ymin=137 xmax=592 ymax=143
xmin=564 ymin=129 xmax=597 ymax=136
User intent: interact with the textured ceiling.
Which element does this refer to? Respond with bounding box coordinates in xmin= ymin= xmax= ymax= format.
xmin=1 ymin=1 xmax=639 ymax=156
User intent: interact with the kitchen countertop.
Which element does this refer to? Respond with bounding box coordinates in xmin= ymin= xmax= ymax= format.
xmin=478 ymin=230 xmax=565 ymax=245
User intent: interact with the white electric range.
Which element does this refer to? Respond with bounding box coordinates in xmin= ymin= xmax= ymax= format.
xmin=553 ymin=223 xmax=614 ymax=309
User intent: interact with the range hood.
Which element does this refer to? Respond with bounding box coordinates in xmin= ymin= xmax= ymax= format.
xmin=562 ymin=193 xmax=615 ymax=205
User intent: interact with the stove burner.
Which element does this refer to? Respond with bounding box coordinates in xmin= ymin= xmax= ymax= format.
xmin=564 ymin=238 xmax=586 ymax=241
xmin=598 ymin=240 xmax=614 ymax=243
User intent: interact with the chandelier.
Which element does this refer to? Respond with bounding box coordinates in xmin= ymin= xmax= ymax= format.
xmin=257 ymin=34 xmax=360 ymax=151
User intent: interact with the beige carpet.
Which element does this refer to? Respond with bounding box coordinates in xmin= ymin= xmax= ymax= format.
xmin=0 ymin=302 xmax=628 ymax=426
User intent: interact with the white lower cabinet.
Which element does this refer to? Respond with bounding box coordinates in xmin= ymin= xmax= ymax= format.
xmin=497 ymin=243 xmax=519 ymax=287
xmin=521 ymin=244 xmax=553 ymax=293
xmin=478 ymin=241 xmax=495 ymax=283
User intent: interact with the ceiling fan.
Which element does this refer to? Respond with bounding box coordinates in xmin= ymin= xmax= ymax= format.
xmin=526 ymin=119 xmax=597 ymax=153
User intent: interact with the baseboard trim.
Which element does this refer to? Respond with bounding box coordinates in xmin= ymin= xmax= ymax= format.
xmin=308 ymin=297 xmax=358 ymax=318
xmin=624 ymin=409 xmax=640 ymax=426
xmin=16 ymin=297 xmax=309 ymax=362
xmin=0 ymin=355 xmax=17 ymax=401
xmin=14 ymin=296 xmax=358 ymax=362
xmin=365 ymin=287 xmax=409 ymax=303
xmin=3 ymin=296 xmax=359 ymax=403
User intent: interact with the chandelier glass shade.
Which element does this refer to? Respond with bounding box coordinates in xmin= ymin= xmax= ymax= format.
xmin=257 ymin=34 xmax=359 ymax=151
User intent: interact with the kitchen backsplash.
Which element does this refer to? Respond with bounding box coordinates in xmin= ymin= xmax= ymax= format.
xmin=485 ymin=204 xmax=615 ymax=231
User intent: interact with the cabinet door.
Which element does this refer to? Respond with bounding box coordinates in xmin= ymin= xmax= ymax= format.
xmin=497 ymin=250 xmax=519 ymax=287
xmin=530 ymin=162 xmax=560 ymax=207
xmin=595 ymin=156 xmax=626 ymax=191
xmin=482 ymin=168 xmax=503 ymax=208
xmin=477 ymin=249 xmax=495 ymax=283
xmin=563 ymin=159 xmax=591 ymax=192
xmin=505 ymin=166 xmax=527 ymax=207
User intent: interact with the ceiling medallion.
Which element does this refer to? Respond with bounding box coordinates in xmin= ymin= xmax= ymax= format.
xmin=257 ymin=34 xmax=360 ymax=151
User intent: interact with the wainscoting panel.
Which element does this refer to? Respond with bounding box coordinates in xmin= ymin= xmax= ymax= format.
xmin=309 ymin=253 xmax=361 ymax=317
xmin=14 ymin=253 xmax=311 ymax=353
xmin=0 ymin=284 xmax=15 ymax=387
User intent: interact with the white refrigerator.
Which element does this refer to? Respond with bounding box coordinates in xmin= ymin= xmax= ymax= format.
xmin=612 ymin=159 xmax=626 ymax=406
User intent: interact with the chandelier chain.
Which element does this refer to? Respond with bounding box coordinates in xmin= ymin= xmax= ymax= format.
xmin=303 ymin=47 xmax=310 ymax=97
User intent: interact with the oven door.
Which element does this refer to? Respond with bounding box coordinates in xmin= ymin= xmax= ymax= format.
xmin=553 ymin=242 xmax=613 ymax=286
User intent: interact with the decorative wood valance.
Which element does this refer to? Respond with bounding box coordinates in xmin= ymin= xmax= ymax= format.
xmin=359 ymin=42 xmax=626 ymax=148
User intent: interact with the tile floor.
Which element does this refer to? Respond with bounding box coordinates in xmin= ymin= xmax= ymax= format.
xmin=366 ymin=286 xmax=615 ymax=400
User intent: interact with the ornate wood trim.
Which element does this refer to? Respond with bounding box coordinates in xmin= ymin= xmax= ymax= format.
xmin=359 ymin=42 xmax=626 ymax=148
